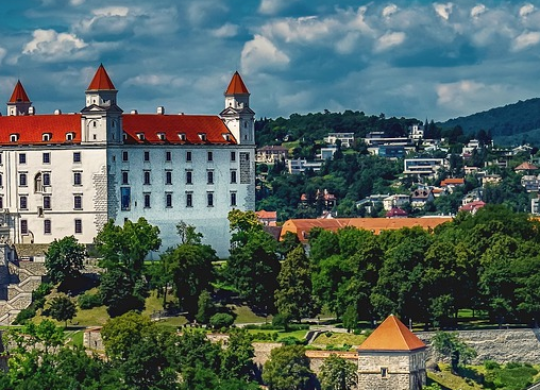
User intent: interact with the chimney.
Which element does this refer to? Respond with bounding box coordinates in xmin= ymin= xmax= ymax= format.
xmin=157 ymin=106 xmax=165 ymax=115
xmin=54 ymin=109 xmax=62 ymax=115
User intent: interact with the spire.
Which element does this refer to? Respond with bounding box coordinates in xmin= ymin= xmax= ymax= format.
xmin=358 ymin=315 xmax=426 ymax=352
xmin=9 ymin=80 xmax=31 ymax=103
xmin=225 ymin=71 xmax=250 ymax=95
xmin=87 ymin=64 xmax=116 ymax=91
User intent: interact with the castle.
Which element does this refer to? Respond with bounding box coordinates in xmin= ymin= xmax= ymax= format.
xmin=0 ymin=65 xmax=255 ymax=257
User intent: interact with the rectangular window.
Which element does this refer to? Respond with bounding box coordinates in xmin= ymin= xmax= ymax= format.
xmin=20 ymin=220 xmax=28 ymax=235
xmin=144 ymin=193 xmax=151 ymax=208
xmin=74 ymin=219 xmax=82 ymax=234
xmin=166 ymin=171 xmax=172 ymax=185
xmin=166 ymin=193 xmax=173 ymax=208
xmin=73 ymin=152 xmax=81 ymax=163
xmin=0 ymin=196 xmax=3 ymax=209
xmin=231 ymin=151 xmax=236 ymax=161
xmin=20 ymin=196 xmax=27 ymax=210
xmin=0 ymin=174 xmax=3 ymax=187
xmin=74 ymin=195 xmax=82 ymax=210
xmin=44 ymin=219 xmax=51 ymax=234
xmin=381 ymin=368 xmax=388 ymax=378
xmin=122 ymin=151 xmax=129 ymax=161
xmin=144 ymin=171 xmax=151 ymax=185
xmin=207 ymin=151 xmax=213 ymax=162
xmin=43 ymin=173 xmax=51 ymax=186
xmin=43 ymin=153 xmax=51 ymax=164
xmin=166 ymin=151 xmax=172 ymax=162
xmin=19 ymin=154 xmax=26 ymax=164
xmin=231 ymin=192 xmax=237 ymax=207
xmin=19 ymin=173 xmax=27 ymax=187
xmin=73 ymin=172 xmax=82 ymax=186
xmin=144 ymin=151 xmax=150 ymax=162
xmin=43 ymin=196 xmax=51 ymax=210
xmin=207 ymin=192 xmax=214 ymax=207
xmin=121 ymin=187 xmax=131 ymax=211
xmin=186 ymin=151 xmax=192 ymax=162
xmin=186 ymin=192 xmax=193 ymax=207
xmin=207 ymin=170 xmax=214 ymax=185
xmin=186 ymin=170 xmax=192 ymax=185
xmin=231 ymin=170 xmax=237 ymax=184
xmin=122 ymin=171 xmax=129 ymax=185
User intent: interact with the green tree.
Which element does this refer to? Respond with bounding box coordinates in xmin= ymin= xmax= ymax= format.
xmin=262 ymin=345 xmax=312 ymax=390
xmin=220 ymin=328 xmax=255 ymax=380
xmin=275 ymin=245 xmax=315 ymax=322
xmin=100 ymin=266 xmax=148 ymax=317
xmin=319 ymin=354 xmax=357 ymax=390
xmin=47 ymin=295 xmax=76 ymax=328
xmin=195 ymin=290 xmax=215 ymax=324
xmin=44 ymin=236 xmax=86 ymax=285
xmin=432 ymin=331 xmax=476 ymax=374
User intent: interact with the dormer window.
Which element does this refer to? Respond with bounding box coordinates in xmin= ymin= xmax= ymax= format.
xmin=222 ymin=134 xmax=231 ymax=141
xmin=66 ymin=132 xmax=75 ymax=141
xmin=178 ymin=133 xmax=186 ymax=141
xmin=136 ymin=133 xmax=145 ymax=140
xmin=199 ymin=133 xmax=207 ymax=141
xmin=42 ymin=133 xmax=52 ymax=142
xmin=158 ymin=133 xmax=166 ymax=141
xmin=10 ymin=134 xmax=19 ymax=142
xmin=123 ymin=132 xmax=127 ymax=141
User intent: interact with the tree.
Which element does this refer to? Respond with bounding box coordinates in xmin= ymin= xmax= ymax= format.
xmin=47 ymin=295 xmax=76 ymax=328
xmin=220 ymin=328 xmax=255 ymax=380
xmin=45 ymin=236 xmax=86 ymax=285
xmin=431 ymin=331 xmax=476 ymax=373
xmin=262 ymin=345 xmax=312 ymax=390
xmin=275 ymin=245 xmax=315 ymax=321
xmin=195 ymin=290 xmax=215 ymax=324
xmin=319 ymin=354 xmax=357 ymax=390
xmin=100 ymin=267 xmax=148 ymax=317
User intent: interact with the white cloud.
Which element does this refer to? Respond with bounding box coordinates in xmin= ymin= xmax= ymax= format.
xmin=93 ymin=6 xmax=129 ymax=17
xmin=519 ymin=4 xmax=535 ymax=18
xmin=241 ymin=35 xmax=290 ymax=74
xmin=258 ymin=0 xmax=299 ymax=15
xmin=471 ymin=4 xmax=486 ymax=19
xmin=211 ymin=23 xmax=238 ymax=38
xmin=437 ymin=80 xmax=484 ymax=106
xmin=124 ymin=74 xmax=186 ymax=88
xmin=22 ymin=29 xmax=92 ymax=62
xmin=262 ymin=16 xmax=340 ymax=44
xmin=382 ymin=4 xmax=398 ymax=18
xmin=434 ymin=3 xmax=454 ymax=20
xmin=374 ymin=31 xmax=406 ymax=52
xmin=512 ymin=31 xmax=540 ymax=51
xmin=70 ymin=0 xmax=85 ymax=5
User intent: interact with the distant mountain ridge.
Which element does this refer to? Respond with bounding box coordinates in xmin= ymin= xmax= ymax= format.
xmin=440 ymin=98 xmax=540 ymax=145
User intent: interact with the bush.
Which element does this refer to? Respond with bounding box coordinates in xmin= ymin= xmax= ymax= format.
xmin=484 ymin=360 xmax=501 ymax=370
xmin=32 ymin=283 xmax=52 ymax=301
xmin=78 ymin=292 xmax=103 ymax=310
xmin=209 ymin=313 xmax=234 ymax=329
xmin=272 ymin=313 xmax=289 ymax=329
xmin=13 ymin=307 xmax=36 ymax=325
xmin=277 ymin=336 xmax=305 ymax=345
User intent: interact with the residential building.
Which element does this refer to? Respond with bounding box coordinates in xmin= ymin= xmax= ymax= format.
xmin=255 ymin=145 xmax=288 ymax=165
xmin=403 ymin=158 xmax=446 ymax=180
xmin=383 ymin=194 xmax=410 ymax=211
xmin=323 ymin=132 xmax=355 ymax=148
xmin=255 ymin=210 xmax=277 ymax=226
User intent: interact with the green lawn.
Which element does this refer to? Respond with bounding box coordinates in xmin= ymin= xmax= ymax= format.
xmin=313 ymin=332 xmax=366 ymax=348
xmin=231 ymin=305 xmax=268 ymax=324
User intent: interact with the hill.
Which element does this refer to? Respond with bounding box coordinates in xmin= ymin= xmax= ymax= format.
xmin=440 ymin=98 xmax=540 ymax=145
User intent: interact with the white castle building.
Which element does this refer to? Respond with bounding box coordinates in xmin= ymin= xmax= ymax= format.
xmin=0 ymin=65 xmax=255 ymax=257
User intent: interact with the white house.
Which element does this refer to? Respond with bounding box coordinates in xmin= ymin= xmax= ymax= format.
xmin=0 ymin=65 xmax=255 ymax=258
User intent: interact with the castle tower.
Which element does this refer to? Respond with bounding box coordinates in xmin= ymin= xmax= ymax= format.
xmin=7 ymin=80 xmax=33 ymax=116
xmin=80 ymin=64 xmax=123 ymax=144
xmin=357 ymin=315 xmax=427 ymax=390
xmin=220 ymin=71 xmax=255 ymax=145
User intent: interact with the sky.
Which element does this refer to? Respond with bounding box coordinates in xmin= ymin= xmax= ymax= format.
xmin=1 ymin=1 xmax=540 ymax=122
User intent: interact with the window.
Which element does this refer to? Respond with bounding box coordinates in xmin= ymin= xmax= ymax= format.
xmin=231 ymin=151 xmax=236 ymax=161
xmin=0 ymin=196 xmax=3 ymax=209
xmin=73 ymin=172 xmax=82 ymax=186
xmin=43 ymin=196 xmax=51 ymax=210
xmin=186 ymin=192 xmax=193 ymax=207
xmin=158 ymin=133 xmax=166 ymax=141
xmin=43 ymin=153 xmax=51 ymax=164
xmin=43 ymin=173 xmax=51 ymax=186
xmin=66 ymin=133 xmax=74 ymax=141
xmin=144 ymin=171 xmax=151 ymax=185
xmin=20 ymin=220 xmax=28 ymax=235
xmin=186 ymin=170 xmax=192 ymax=185
xmin=166 ymin=193 xmax=173 ymax=208
xmin=137 ymin=133 xmax=145 ymax=140
xmin=207 ymin=192 xmax=214 ymax=207
xmin=42 ymin=133 xmax=51 ymax=142
xmin=144 ymin=151 xmax=150 ymax=161
xmin=20 ymin=196 xmax=28 ymax=210
xmin=178 ymin=133 xmax=186 ymax=141
xmin=10 ymin=134 xmax=18 ymax=142
xmin=122 ymin=171 xmax=129 ymax=185
xmin=73 ymin=152 xmax=81 ymax=163
xmin=207 ymin=170 xmax=214 ymax=185
xmin=231 ymin=192 xmax=237 ymax=206
xmin=44 ymin=219 xmax=51 ymax=234
xmin=19 ymin=154 xmax=26 ymax=164
xmin=121 ymin=187 xmax=131 ymax=211
xmin=74 ymin=219 xmax=82 ymax=234
xmin=207 ymin=151 xmax=213 ymax=162
xmin=165 ymin=171 xmax=172 ymax=185
xmin=381 ymin=368 xmax=388 ymax=378
xmin=19 ymin=173 xmax=27 ymax=187
xmin=74 ymin=195 xmax=82 ymax=210
xmin=165 ymin=151 xmax=172 ymax=162
xmin=0 ymin=174 xmax=2 ymax=187
xmin=122 ymin=151 xmax=129 ymax=161
xmin=231 ymin=170 xmax=237 ymax=184
xmin=186 ymin=151 xmax=192 ymax=162
xmin=144 ymin=193 xmax=151 ymax=208
xmin=199 ymin=133 xmax=207 ymax=141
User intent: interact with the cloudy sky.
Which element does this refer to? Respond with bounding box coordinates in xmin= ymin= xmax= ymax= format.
xmin=1 ymin=1 xmax=540 ymax=122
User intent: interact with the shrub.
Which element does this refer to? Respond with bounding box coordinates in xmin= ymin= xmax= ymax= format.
xmin=209 ymin=313 xmax=234 ymax=329
xmin=78 ymin=292 xmax=103 ymax=310
xmin=13 ymin=307 xmax=36 ymax=325
xmin=272 ymin=313 xmax=289 ymax=329
xmin=484 ymin=360 xmax=501 ymax=370
xmin=32 ymin=283 xmax=52 ymax=301
xmin=277 ymin=336 xmax=305 ymax=345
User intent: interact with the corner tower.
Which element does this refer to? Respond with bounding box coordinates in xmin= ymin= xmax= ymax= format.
xmin=81 ymin=64 xmax=123 ymax=144
xmin=220 ymin=71 xmax=255 ymax=145
xmin=7 ymin=80 xmax=33 ymax=116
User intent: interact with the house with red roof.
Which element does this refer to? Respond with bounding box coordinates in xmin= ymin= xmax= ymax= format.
xmin=0 ymin=65 xmax=255 ymax=259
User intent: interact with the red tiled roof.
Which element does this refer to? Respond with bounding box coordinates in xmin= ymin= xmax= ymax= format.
xmin=459 ymin=201 xmax=486 ymax=212
xmin=515 ymin=162 xmax=538 ymax=171
xmin=0 ymin=115 xmax=81 ymax=144
xmin=441 ymin=178 xmax=465 ymax=186
xmin=256 ymin=210 xmax=277 ymax=220
xmin=225 ymin=71 xmax=249 ymax=95
xmin=87 ymin=64 xmax=116 ymax=90
xmin=9 ymin=80 xmax=31 ymax=103
xmin=358 ymin=315 xmax=426 ymax=352
xmin=386 ymin=207 xmax=407 ymax=218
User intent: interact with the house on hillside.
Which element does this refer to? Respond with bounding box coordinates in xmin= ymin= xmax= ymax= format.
xmin=410 ymin=188 xmax=434 ymax=209
xmin=515 ymin=162 xmax=538 ymax=174
xmin=324 ymin=132 xmax=355 ymax=148
xmin=255 ymin=210 xmax=277 ymax=226
xmin=256 ymin=145 xmax=288 ymax=165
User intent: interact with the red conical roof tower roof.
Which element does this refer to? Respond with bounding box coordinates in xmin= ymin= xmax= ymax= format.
xmin=87 ymin=64 xmax=116 ymax=90
xmin=9 ymin=80 xmax=31 ymax=103
xmin=358 ymin=315 xmax=426 ymax=352
xmin=225 ymin=71 xmax=249 ymax=95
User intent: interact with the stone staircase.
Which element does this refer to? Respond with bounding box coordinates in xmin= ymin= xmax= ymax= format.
xmin=0 ymin=261 xmax=46 ymax=325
